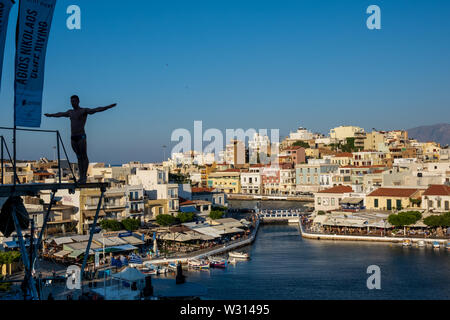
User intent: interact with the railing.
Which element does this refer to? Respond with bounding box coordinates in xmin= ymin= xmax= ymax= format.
xmin=0 ymin=127 xmax=77 ymax=185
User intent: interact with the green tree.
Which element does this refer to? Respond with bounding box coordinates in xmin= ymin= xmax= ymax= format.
xmin=177 ymin=212 xmax=196 ymax=223
xmin=292 ymin=141 xmax=310 ymax=149
xmin=121 ymin=218 xmax=140 ymax=231
xmin=156 ymin=214 xmax=176 ymax=226
xmin=388 ymin=211 xmax=422 ymax=234
xmin=424 ymin=212 xmax=450 ymax=227
xmin=99 ymin=219 xmax=123 ymax=231
xmin=209 ymin=210 xmax=224 ymax=220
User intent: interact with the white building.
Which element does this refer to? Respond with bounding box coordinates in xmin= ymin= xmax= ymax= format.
xmin=289 ymin=127 xmax=314 ymax=141
xmin=241 ymin=166 xmax=263 ymax=195
xmin=329 ymin=126 xmax=365 ymax=142
xmin=248 ymin=133 xmax=271 ymax=164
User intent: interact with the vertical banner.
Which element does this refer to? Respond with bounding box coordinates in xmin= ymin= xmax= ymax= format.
xmin=14 ymin=0 xmax=56 ymax=128
xmin=0 ymin=0 xmax=14 ymax=91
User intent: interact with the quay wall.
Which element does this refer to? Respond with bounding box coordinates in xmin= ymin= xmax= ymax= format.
xmin=228 ymin=194 xmax=314 ymax=202
xmin=148 ymin=219 xmax=260 ymax=265
xmin=298 ymin=220 xmax=449 ymax=244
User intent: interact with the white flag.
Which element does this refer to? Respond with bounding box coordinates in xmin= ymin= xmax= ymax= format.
xmin=14 ymin=0 xmax=56 ymax=128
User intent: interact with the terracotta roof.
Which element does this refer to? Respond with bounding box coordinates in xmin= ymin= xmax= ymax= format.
xmin=334 ymin=152 xmax=353 ymax=157
xmin=180 ymin=200 xmax=195 ymax=206
xmin=367 ymin=188 xmax=420 ymax=198
xmin=423 ymin=185 xmax=450 ymax=196
xmin=318 ymin=186 xmax=353 ymax=194
xmin=285 ymin=146 xmax=304 ymax=150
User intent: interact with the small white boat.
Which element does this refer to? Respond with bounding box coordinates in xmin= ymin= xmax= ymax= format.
xmin=168 ymin=263 xmax=178 ymax=271
xmin=402 ymin=239 xmax=412 ymax=247
xmin=188 ymin=259 xmax=210 ymax=269
xmin=158 ymin=266 xmax=168 ymax=274
xmin=229 ymin=251 xmax=250 ymax=259
xmin=417 ymin=240 xmax=425 ymax=247
xmin=446 ymin=242 xmax=450 ymax=250
xmin=432 ymin=241 xmax=440 ymax=249
xmin=228 ymin=258 xmax=237 ymax=265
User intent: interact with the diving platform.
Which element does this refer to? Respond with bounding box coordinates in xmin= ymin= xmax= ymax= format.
xmin=0 ymin=182 xmax=110 ymax=197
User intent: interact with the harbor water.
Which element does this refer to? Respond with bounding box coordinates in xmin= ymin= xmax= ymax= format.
xmin=182 ymin=224 xmax=449 ymax=300
xmin=169 ymin=200 xmax=449 ymax=300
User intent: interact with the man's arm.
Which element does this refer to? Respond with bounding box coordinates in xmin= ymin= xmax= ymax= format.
xmin=45 ymin=111 xmax=71 ymax=118
xmin=86 ymin=103 xmax=117 ymax=115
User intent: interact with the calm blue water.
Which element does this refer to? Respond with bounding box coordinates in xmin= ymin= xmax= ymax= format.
xmin=182 ymin=224 xmax=449 ymax=300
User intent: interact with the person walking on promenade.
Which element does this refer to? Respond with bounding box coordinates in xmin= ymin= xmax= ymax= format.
xmin=45 ymin=95 xmax=117 ymax=184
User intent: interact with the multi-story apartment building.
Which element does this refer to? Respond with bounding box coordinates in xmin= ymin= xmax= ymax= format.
xmin=279 ymin=166 xmax=296 ymax=195
xmin=364 ymin=131 xmax=388 ymax=152
xmin=261 ymin=166 xmax=280 ymax=195
xmin=241 ymin=166 xmax=263 ymax=195
xmin=329 ymin=126 xmax=365 ymax=143
xmin=207 ymin=169 xmax=241 ymax=194
xmin=224 ymin=140 xmax=246 ymax=166
xmin=125 ymin=185 xmax=145 ymax=219
xmin=352 ymin=151 xmax=387 ymax=167
xmin=295 ymin=160 xmax=339 ymax=192
xmin=88 ymin=163 xmax=131 ymax=183
xmin=248 ymin=133 xmax=271 ymax=164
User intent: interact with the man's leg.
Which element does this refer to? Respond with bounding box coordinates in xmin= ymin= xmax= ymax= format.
xmin=71 ymin=138 xmax=83 ymax=182
xmin=79 ymin=137 xmax=89 ymax=184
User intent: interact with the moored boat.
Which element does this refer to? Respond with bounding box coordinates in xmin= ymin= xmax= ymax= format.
xmin=209 ymin=258 xmax=227 ymax=268
xmin=417 ymin=240 xmax=425 ymax=247
xmin=188 ymin=259 xmax=210 ymax=269
xmin=168 ymin=262 xmax=177 ymax=271
xmin=432 ymin=241 xmax=440 ymax=249
xmin=229 ymin=251 xmax=250 ymax=259
xmin=402 ymin=239 xmax=412 ymax=247
xmin=446 ymin=242 xmax=450 ymax=250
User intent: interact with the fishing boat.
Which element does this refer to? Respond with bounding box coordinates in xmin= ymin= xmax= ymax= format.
xmin=402 ymin=239 xmax=412 ymax=247
xmin=209 ymin=258 xmax=227 ymax=269
xmin=140 ymin=265 xmax=157 ymax=275
xmin=417 ymin=240 xmax=425 ymax=247
xmin=188 ymin=259 xmax=210 ymax=269
xmin=229 ymin=251 xmax=250 ymax=259
xmin=432 ymin=241 xmax=440 ymax=249
xmin=168 ymin=263 xmax=178 ymax=271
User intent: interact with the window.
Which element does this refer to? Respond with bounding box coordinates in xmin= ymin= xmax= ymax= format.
xmin=331 ymin=198 xmax=335 ymax=206
xmin=317 ymin=197 xmax=321 ymax=205
xmin=374 ymin=199 xmax=379 ymax=208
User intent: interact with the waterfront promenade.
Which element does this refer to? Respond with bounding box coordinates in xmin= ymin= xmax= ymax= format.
xmin=146 ymin=219 xmax=261 ymax=265
xmin=228 ymin=193 xmax=314 ymax=202
xmin=298 ymin=219 xmax=449 ymax=245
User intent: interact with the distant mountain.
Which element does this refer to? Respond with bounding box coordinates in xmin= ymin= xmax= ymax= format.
xmin=408 ymin=123 xmax=450 ymax=146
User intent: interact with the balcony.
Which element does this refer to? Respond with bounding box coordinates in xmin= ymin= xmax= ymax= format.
xmin=128 ymin=196 xmax=144 ymax=201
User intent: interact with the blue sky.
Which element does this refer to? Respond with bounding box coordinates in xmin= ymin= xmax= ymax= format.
xmin=0 ymin=0 xmax=449 ymax=164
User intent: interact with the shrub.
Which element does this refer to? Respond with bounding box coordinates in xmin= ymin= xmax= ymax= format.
xmin=156 ymin=214 xmax=176 ymax=226
xmin=99 ymin=219 xmax=123 ymax=231
xmin=177 ymin=212 xmax=196 ymax=223
xmin=121 ymin=218 xmax=140 ymax=231
xmin=209 ymin=210 xmax=224 ymax=220
xmin=317 ymin=211 xmax=326 ymax=215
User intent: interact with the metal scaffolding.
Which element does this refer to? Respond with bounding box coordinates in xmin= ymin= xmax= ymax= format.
xmin=0 ymin=127 xmax=109 ymax=300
